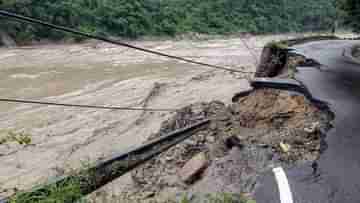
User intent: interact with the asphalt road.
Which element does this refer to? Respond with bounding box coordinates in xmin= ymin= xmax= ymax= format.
xmin=255 ymin=40 xmax=360 ymax=203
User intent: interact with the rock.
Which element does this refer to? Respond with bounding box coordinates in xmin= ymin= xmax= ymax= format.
xmin=257 ymin=143 xmax=269 ymax=148
xmin=184 ymin=140 xmax=196 ymax=146
xmin=209 ymin=122 xmax=217 ymax=130
xmin=198 ymin=134 xmax=206 ymax=143
xmin=218 ymin=114 xmax=230 ymax=121
xmin=156 ymin=187 xmax=184 ymax=203
xmin=165 ymin=156 xmax=173 ymax=161
xmin=225 ymin=136 xmax=244 ymax=149
xmin=280 ymin=142 xmax=291 ymax=153
xmin=255 ymin=45 xmax=287 ymax=77
xmin=206 ymin=136 xmax=215 ymax=143
xmin=304 ymin=122 xmax=320 ymax=133
xmin=140 ymin=191 xmax=155 ymax=199
xmin=178 ymin=152 xmax=208 ymax=184
xmin=164 ymin=175 xmax=180 ymax=187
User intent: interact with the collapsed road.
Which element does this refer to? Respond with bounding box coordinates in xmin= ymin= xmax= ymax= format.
xmin=0 ymin=33 xmax=358 ymax=202
xmin=255 ymin=40 xmax=360 ymax=203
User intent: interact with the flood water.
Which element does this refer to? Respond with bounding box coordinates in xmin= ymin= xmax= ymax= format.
xmin=0 ymin=34 xmax=318 ymax=197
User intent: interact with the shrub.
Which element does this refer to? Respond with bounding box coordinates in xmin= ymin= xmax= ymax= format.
xmin=0 ymin=0 xmax=338 ymax=43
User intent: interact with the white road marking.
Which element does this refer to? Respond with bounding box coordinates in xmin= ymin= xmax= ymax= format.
xmin=273 ymin=167 xmax=294 ymax=203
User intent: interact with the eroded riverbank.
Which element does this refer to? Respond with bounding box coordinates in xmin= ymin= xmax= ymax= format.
xmin=0 ymin=34 xmax=347 ymax=200
xmin=0 ymin=36 xmax=260 ymax=197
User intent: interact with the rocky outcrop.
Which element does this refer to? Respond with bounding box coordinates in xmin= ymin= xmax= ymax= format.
xmin=255 ymin=43 xmax=288 ymax=77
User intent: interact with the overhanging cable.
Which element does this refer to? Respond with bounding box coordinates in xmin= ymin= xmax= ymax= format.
xmin=0 ymin=10 xmax=255 ymax=74
xmin=0 ymin=98 xmax=177 ymax=112
xmin=239 ymin=37 xmax=259 ymax=65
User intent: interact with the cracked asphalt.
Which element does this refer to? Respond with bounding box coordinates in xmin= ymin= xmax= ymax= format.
xmin=255 ymin=40 xmax=360 ymax=203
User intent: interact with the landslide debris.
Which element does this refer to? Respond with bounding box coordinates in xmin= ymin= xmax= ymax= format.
xmin=118 ymin=88 xmax=332 ymax=202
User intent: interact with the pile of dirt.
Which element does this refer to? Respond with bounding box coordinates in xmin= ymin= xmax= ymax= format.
xmin=118 ymin=88 xmax=332 ymax=202
xmin=230 ymin=88 xmax=331 ymax=162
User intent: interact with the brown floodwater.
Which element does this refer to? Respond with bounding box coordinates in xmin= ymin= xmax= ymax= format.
xmin=0 ymin=34 xmax=319 ymax=197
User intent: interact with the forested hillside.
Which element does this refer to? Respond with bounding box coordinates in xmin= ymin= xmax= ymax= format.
xmin=0 ymin=0 xmax=338 ymax=44
xmin=340 ymin=0 xmax=360 ymax=32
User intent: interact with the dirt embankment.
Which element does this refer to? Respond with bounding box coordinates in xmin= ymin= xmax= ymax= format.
xmin=0 ymin=34 xmax=342 ymax=202
xmin=112 ymin=87 xmax=332 ymax=202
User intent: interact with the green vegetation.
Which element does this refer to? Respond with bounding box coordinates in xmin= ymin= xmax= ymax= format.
xmin=9 ymin=159 xmax=98 ymax=203
xmin=0 ymin=130 xmax=32 ymax=145
xmin=0 ymin=0 xmax=338 ymax=44
xmin=11 ymin=185 xmax=255 ymax=203
xmin=266 ymin=41 xmax=289 ymax=50
xmin=9 ymin=177 xmax=83 ymax=203
xmin=340 ymin=0 xmax=360 ymax=32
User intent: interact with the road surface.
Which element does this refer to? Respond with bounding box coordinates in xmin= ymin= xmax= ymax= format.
xmin=255 ymin=40 xmax=360 ymax=203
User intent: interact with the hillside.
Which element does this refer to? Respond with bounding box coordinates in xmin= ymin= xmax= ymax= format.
xmin=0 ymin=0 xmax=337 ymax=45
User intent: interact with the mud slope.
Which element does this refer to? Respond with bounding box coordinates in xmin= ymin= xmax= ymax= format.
xmin=0 ymin=36 xmax=261 ymax=197
xmin=91 ymin=88 xmax=332 ymax=203
xmin=0 ymin=33 xmax=341 ymax=198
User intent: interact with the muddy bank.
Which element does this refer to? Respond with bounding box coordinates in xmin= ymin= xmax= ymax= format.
xmin=0 ymin=33 xmax=345 ymax=200
xmin=108 ymin=87 xmax=332 ymax=202
xmin=0 ymin=36 xmax=258 ymax=198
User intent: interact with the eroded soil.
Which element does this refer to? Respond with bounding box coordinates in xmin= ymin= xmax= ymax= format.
xmin=0 ymin=36 xmax=261 ymax=197
xmin=0 ymin=33 xmax=338 ymax=199
xmin=105 ymin=88 xmax=332 ymax=202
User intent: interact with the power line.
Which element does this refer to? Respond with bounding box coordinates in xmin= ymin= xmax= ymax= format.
xmin=0 ymin=98 xmax=177 ymax=112
xmin=239 ymin=37 xmax=259 ymax=65
xmin=0 ymin=10 xmax=255 ymax=74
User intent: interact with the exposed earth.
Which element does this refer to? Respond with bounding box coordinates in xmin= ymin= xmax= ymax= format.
xmin=0 ymin=34 xmax=268 ymax=198
xmin=256 ymin=39 xmax=360 ymax=203
xmin=0 ymin=33 xmax=349 ymax=201
xmin=104 ymin=88 xmax=332 ymax=203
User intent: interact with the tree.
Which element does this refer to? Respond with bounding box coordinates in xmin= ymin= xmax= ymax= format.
xmin=340 ymin=0 xmax=360 ymax=32
xmin=0 ymin=0 xmax=340 ymax=44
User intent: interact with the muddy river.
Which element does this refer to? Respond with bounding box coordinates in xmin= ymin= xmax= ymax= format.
xmin=0 ymin=34 xmax=311 ymax=197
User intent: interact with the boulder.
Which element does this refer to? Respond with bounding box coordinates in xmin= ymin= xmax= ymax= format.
xmin=178 ymin=152 xmax=208 ymax=184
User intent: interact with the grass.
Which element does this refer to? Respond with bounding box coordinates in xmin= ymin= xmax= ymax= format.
xmin=9 ymin=177 xmax=83 ymax=203
xmin=266 ymin=41 xmax=289 ymax=50
xmin=0 ymin=130 xmax=32 ymax=145
xmin=8 ymin=159 xmax=94 ymax=203
xmin=4 ymin=135 xmax=256 ymax=203
xmin=5 ymin=142 xmax=257 ymax=203
xmin=10 ymin=185 xmax=257 ymax=203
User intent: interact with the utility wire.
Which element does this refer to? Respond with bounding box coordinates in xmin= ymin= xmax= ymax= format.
xmin=239 ymin=37 xmax=259 ymax=65
xmin=0 ymin=98 xmax=177 ymax=112
xmin=0 ymin=10 xmax=255 ymax=74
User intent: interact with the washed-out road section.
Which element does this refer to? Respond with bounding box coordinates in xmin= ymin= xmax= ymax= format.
xmin=255 ymin=40 xmax=360 ymax=203
xmin=0 ymin=35 xmax=293 ymax=197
